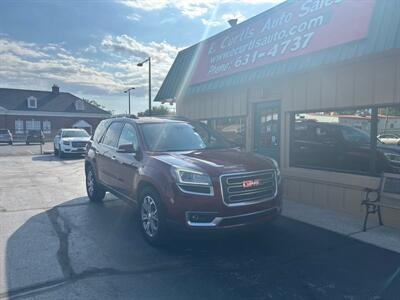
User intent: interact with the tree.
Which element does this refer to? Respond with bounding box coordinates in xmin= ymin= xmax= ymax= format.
xmin=138 ymin=106 xmax=173 ymax=117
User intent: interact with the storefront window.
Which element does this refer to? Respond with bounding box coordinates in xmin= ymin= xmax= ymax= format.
xmin=205 ymin=117 xmax=246 ymax=148
xmin=291 ymin=106 xmax=400 ymax=176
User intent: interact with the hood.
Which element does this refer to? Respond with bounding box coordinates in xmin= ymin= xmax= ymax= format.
xmin=152 ymin=149 xmax=277 ymax=177
xmin=61 ymin=137 xmax=91 ymax=142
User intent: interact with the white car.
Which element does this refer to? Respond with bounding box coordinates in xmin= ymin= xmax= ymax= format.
xmin=0 ymin=129 xmax=13 ymax=145
xmin=54 ymin=128 xmax=91 ymax=158
xmin=378 ymin=133 xmax=400 ymax=146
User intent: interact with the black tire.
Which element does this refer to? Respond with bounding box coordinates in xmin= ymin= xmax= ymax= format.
xmin=58 ymin=145 xmax=65 ymax=158
xmin=54 ymin=145 xmax=58 ymax=156
xmin=138 ymin=187 xmax=168 ymax=246
xmin=86 ymin=166 xmax=106 ymax=202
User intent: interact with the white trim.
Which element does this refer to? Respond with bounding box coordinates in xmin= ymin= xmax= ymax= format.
xmin=27 ymin=96 xmax=37 ymax=109
xmin=2 ymin=109 xmax=110 ymax=118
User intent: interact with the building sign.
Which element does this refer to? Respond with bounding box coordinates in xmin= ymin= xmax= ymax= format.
xmin=190 ymin=0 xmax=376 ymax=85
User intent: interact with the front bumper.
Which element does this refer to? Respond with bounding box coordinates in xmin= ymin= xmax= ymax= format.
xmin=165 ymin=182 xmax=283 ymax=230
xmin=63 ymin=147 xmax=86 ymax=154
xmin=185 ymin=206 xmax=281 ymax=228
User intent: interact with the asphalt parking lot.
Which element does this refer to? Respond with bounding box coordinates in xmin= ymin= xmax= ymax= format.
xmin=0 ymin=143 xmax=53 ymax=156
xmin=0 ymin=155 xmax=400 ymax=300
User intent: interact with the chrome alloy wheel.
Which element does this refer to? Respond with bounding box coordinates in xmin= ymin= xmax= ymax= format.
xmin=87 ymin=169 xmax=95 ymax=197
xmin=141 ymin=196 xmax=159 ymax=237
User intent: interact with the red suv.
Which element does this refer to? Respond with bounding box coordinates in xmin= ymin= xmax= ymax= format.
xmin=85 ymin=117 xmax=282 ymax=245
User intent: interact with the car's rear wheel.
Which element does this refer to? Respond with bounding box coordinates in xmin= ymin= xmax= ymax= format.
xmin=54 ymin=145 xmax=58 ymax=156
xmin=139 ymin=187 xmax=167 ymax=246
xmin=86 ymin=166 xmax=105 ymax=202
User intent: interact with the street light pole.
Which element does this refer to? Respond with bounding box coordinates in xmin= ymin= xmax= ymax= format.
xmin=148 ymin=57 xmax=151 ymax=116
xmin=124 ymin=87 xmax=135 ymax=115
xmin=137 ymin=57 xmax=151 ymax=116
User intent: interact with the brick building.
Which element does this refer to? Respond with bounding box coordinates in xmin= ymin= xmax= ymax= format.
xmin=0 ymin=85 xmax=111 ymax=140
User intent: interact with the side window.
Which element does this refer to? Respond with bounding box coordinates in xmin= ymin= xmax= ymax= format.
xmin=93 ymin=120 xmax=110 ymax=143
xmin=102 ymin=122 xmax=124 ymax=148
xmin=294 ymin=123 xmax=312 ymax=141
xmin=118 ymin=123 xmax=138 ymax=150
xmin=314 ymin=125 xmax=336 ymax=143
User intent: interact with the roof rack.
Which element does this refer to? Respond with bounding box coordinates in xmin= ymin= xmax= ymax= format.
xmin=154 ymin=115 xmax=191 ymax=121
xmin=111 ymin=114 xmax=139 ymax=119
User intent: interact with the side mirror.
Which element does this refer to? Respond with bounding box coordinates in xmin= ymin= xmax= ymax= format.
xmin=117 ymin=143 xmax=135 ymax=153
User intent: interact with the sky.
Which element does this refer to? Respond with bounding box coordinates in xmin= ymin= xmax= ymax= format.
xmin=0 ymin=0 xmax=283 ymax=114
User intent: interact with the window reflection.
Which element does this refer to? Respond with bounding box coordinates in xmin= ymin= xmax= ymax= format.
xmin=291 ymin=106 xmax=400 ymax=175
xmin=201 ymin=117 xmax=246 ymax=148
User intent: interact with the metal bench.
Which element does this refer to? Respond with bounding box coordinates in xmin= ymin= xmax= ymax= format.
xmin=361 ymin=172 xmax=400 ymax=231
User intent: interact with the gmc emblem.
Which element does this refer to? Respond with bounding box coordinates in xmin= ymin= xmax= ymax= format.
xmin=242 ymin=179 xmax=260 ymax=188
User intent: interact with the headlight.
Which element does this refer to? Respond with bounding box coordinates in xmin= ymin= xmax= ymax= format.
xmin=263 ymin=157 xmax=281 ymax=183
xmin=384 ymin=152 xmax=400 ymax=163
xmin=63 ymin=140 xmax=70 ymax=146
xmin=173 ymin=168 xmax=212 ymax=186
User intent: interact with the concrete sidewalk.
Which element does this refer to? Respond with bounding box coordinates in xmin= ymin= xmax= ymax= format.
xmin=283 ymin=199 xmax=400 ymax=254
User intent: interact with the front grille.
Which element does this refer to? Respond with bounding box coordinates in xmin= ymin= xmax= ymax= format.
xmin=220 ymin=170 xmax=277 ymax=206
xmin=72 ymin=141 xmax=87 ymax=148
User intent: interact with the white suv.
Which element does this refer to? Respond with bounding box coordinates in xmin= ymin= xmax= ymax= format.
xmin=54 ymin=128 xmax=91 ymax=158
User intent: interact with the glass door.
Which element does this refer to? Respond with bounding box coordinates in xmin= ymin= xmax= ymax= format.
xmin=253 ymin=101 xmax=281 ymax=164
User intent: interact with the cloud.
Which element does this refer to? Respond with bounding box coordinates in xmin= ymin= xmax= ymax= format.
xmin=118 ymin=0 xmax=285 ymax=18
xmin=202 ymin=11 xmax=246 ymax=28
xmin=100 ymin=34 xmax=180 ymax=93
xmin=0 ymin=39 xmax=48 ymax=58
xmin=83 ymin=45 xmax=97 ymax=53
xmin=0 ymin=35 xmax=179 ymax=105
xmin=126 ymin=13 xmax=142 ymax=22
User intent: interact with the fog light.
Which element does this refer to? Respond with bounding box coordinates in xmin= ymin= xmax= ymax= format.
xmin=187 ymin=212 xmax=217 ymax=224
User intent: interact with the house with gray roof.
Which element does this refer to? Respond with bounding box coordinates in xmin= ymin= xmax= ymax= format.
xmin=0 ymin=85 xmax=111 ymax=139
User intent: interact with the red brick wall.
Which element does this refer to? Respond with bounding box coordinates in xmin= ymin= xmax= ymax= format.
xmin=1 ymin=114 xmax=108 ymax=141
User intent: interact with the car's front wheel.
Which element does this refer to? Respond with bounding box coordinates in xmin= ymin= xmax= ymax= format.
xmin=86 ymin=166 xmax=105 ymax=202
xmin=58 ymin=144 xmax=65 ymax=158
xmin=139 ymin=187 xmax=168 ymax=246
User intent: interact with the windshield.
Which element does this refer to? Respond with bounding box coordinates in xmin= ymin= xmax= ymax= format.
xmin=140 ymin=122 xmax=231 ymax=152
xmin=62 ymin=130 xmax=89 ymax=138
